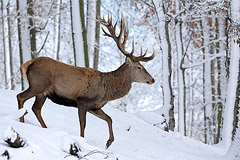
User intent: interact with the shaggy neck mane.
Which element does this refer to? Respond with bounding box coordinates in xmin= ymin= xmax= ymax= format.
xmin=103 ymin=62 xmax=133 ymax=101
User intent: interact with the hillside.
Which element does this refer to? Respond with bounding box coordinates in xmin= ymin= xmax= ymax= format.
xmin=0 ymin=89 xmax=231 ymax=160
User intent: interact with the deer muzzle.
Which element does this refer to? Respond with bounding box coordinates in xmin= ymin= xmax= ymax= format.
xmin=146 ymin=78 xmax=155 ymax=85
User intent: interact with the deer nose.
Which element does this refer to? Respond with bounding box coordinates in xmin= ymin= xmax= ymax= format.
xmin=147 ymin=78 xmax=155 ymax=85
xmin=152 ymin=78 xmax=155 ymax=84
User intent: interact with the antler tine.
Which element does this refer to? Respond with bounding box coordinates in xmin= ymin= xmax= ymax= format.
xmin=122 ymin=20 xmax=129 ymax=47
xmin=130 ymin=38 xmax=135 ymax=56
xmin=137 ymin=48 xmax=155 ymax=62
xmin=142 ymin=48 xmax=148 ymax=57
xmin=139 ymin=46 xmax=148 ymax=57
xmin=118 ymin=13 xmax=125 ymax=40
xmin=108 ymin=13 xmax=113 ymax=26
xmin=113 ymin=19 xmax=118 ymax=30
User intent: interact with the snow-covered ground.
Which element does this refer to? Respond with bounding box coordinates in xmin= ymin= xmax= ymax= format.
xmin=0 ymin=89 xmax=232 ymax=160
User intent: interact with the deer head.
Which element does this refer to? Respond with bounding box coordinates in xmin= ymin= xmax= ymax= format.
xmin=98 ymin=13 xmax=155 ymax=85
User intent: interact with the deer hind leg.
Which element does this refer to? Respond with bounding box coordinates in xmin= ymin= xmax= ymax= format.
xmin=32 ymin=94 xmax=47 ymax=128
xmin=89 ymin=109 xmax=114 ymax=149
xmin=17 ymin=87 xmax=36 ymax=123
xmin=77 ymin=105 xmax=87 ymax=138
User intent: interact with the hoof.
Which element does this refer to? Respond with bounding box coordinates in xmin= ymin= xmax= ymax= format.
xmin=105 ymin=140 xmax=113 ymax=149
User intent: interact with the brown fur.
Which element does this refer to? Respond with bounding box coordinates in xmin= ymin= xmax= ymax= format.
xmin=17 ymin=56 xmax=154 ymax=148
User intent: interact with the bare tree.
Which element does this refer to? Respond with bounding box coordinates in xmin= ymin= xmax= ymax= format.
xmin=70 ymin=0 xmax=89 ymax=67
xmin=1 ymin=0 xmax=7 ymax=89
xmin=16 ymin=0 xmax=32 ymax=90
xmin=93 ymin=0 xmax=101 ymax=69
xmin=153 ymin=0 xmax=175 ymax=131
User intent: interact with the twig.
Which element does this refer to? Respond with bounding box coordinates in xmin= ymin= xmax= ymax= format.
xmin=79 ymin=149 xmax=114 ymax=160
xmin=37 ymin=31 xmax=50 ymax=56
xmin=35 ymin=0 xmax=56 ymax=31
xmin=180 ymin=30 xmax=193 ymax=70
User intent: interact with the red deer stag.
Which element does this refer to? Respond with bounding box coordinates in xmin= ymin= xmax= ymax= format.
xmin=17 ymin=14 xmax=155 ymax=148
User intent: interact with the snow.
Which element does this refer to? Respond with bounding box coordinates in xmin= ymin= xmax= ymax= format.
xmin=0 ymin=89 xmax=234 ymax=160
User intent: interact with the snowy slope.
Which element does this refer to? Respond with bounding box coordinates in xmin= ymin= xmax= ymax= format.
xmin=0 ymin=89 xmax=230 ymax=160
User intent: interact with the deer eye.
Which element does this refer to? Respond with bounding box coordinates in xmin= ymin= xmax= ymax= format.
xmin=137 ymin=66 xmax=142 ymax=71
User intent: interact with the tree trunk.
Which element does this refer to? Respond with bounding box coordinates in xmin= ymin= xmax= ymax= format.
xmin=93 ymin=0 xmax=101 ymax=69
xmin=222 ymin=0 xmax=240 ymax=150
xmin=216 ymin=15 xmax=227 ymax=144
xmin=175 ymin=0 xmax=186 ymax=136
xmin=79 ymin=0 xmax=89 ymax=67
xmin=70 ymin=0 xmax=87 ymax=67
xmin=153 ymin=0 xmax=175 ymax=131
xmin=55 ymin=0 xmax=62 ymax=60
xmin=232 ymin=66 xmax=240 ymax=139
xmin=1 ymin=0 xmax=7 ymax=89
xmin=202 ymin=14 xmax=214 ymax=144
xmin=225 ymin=102 xmax=240 ymax=158
xmin=27 ymin=0 xmax=36 ymax=58
xmin=16 ymin=0 xmax=32 ymax=90
xmin=6 ymin=1 xmax=14 ymax=90
xmin=87 ymin=0 xmax=96 ymax=68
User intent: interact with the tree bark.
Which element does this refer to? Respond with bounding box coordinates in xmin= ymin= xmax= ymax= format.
xmin=216 ymin=15 xmax=227 ymax=144
xmin=87 ymin=0 xmax=96 ymax=68
xmin=153 ymin=0 xmax=175 ymax=131
xmin=93 ymin=0 xmax=101 ymax=69
xmin=79 ymin=0 xmax=89 ymax=67
xmin=16 ymin=0 xmax=32 ymax=90
xmin=222 ymin=0 xmax=240 ymax=150
xmin=55 ymin=0 xmax=62 ymax=60
xmin=70 ymin=0 xmax=88 ymax=67
xmin=202 ymin=13 xmax=214 ymax=144
xmin=6 ymin=2 xmax=14 ymax=90
xmin=27 ymin=0 xmax=36 ymax=58
xmin=175 ymin=0 xmax=186 ymax=136
xmin=1 ymin=0 xmax=7 ymax=89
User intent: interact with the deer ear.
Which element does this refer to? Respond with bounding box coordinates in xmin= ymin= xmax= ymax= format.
xmin=125 ymin=57 xmax=133 ymax=64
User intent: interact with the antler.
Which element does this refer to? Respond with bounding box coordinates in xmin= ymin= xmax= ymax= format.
xmin=98 ymin=13 xmax=155 ymax=62
xmin=98 ymin=13 xmax=132 ymax=57
xmin=136 ymin=48 xmax=155 ymax=62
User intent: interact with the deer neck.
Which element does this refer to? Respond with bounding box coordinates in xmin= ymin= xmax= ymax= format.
xmin=103 ymin=63 xmax=133 ymax=101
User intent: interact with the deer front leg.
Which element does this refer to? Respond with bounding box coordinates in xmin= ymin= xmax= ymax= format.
xmin=89 ymin=109 xmax=114 ymax=149
xmin=77 ymin=106 xmax=87 ymax=137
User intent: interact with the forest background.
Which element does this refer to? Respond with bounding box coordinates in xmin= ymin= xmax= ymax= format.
xmin=0 ymin=0 xmax=240 ymax=151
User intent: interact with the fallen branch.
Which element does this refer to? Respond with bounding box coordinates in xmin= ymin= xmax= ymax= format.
xmin=79 ymin=149 xmax=116 ymax=160
xmin=3 ymin=127 xmax=28 ymax=148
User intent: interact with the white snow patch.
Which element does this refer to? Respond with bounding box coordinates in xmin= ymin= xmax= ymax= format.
xmin=0 ymin=89 xmax=234 ymax=160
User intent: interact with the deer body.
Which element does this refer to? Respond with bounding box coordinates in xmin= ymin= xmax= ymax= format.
xmin=17 ymin=14 xmax=155 ymax=149
xmin=22 ymin=57 xmax=134 ymax=109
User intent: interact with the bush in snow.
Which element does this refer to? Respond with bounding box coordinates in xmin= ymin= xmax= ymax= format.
xmin=2 ymin=126 xmax=28 ymax=148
